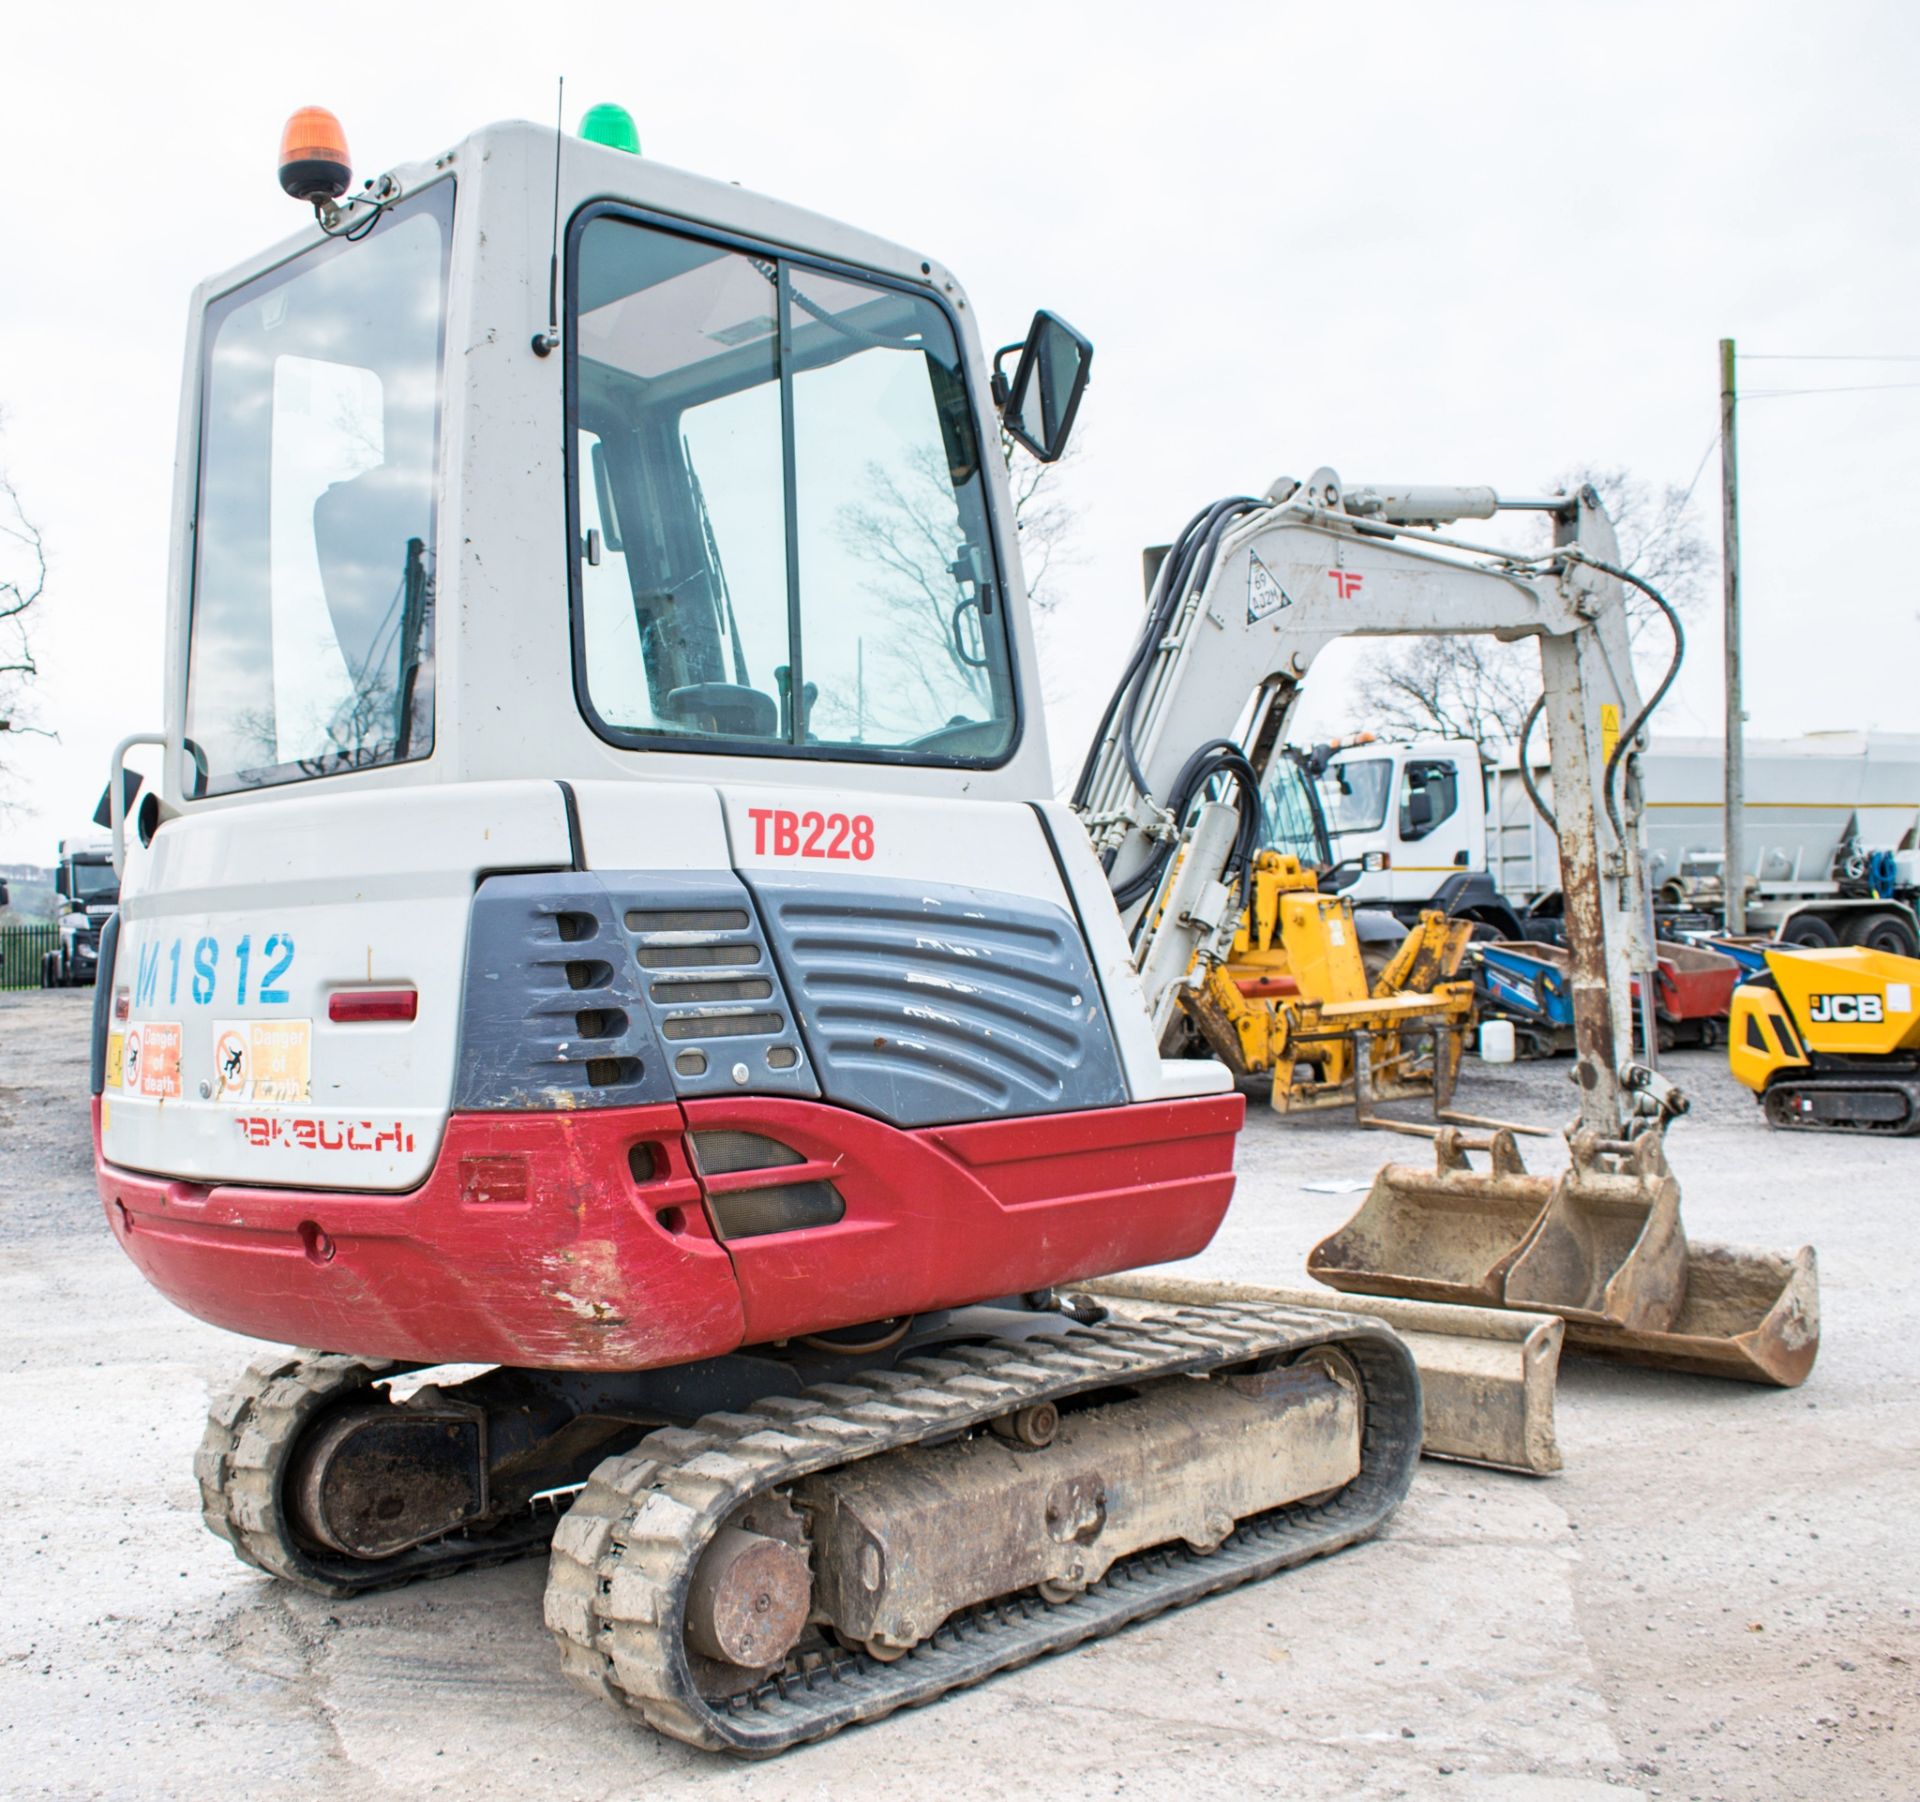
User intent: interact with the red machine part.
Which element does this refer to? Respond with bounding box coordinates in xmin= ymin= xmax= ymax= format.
xmin=96 ymin=1093 xmax=1243 ymax=1370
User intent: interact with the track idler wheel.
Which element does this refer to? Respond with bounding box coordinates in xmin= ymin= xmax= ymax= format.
xmin=197 ymin=1354 xmax=604 ymax=1595
xmin=286 ymin=1401 xmax=488 ymax=1560
xmin=685 ymin=1528 xmax=813 ymax=1670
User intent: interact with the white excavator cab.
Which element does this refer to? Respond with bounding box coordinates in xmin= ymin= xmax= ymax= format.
xmin=103 ymin=118 xmax=1225 ymax=1205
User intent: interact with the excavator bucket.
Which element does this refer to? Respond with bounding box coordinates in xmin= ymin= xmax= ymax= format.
xmin=1082 ymin=1274 xmax=1565 ymax=1475
xmin=1502 ymin=1131 xmax=1687 ymax=1332
xmin=1308 ymin=1131 xmax=1821 ymax=1387
xmin=1304 ymin=1127 xmax=1554 ymax=1307
xmin=1560 ymin=1242 xmax=1820 ymax=1387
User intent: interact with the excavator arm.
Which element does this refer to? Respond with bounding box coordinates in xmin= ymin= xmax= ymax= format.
xmin=1074 ymin=468 xmax=1664 ymax=1142
xmin=1073 ymin=468 xmax=1818 ymax=1393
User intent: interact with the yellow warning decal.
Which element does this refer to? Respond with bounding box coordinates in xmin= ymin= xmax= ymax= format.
xmin=1600 ymin=702 xmax=1621 ymax=765
xmin=105 ymin=1032 xmax=125 ymax=1090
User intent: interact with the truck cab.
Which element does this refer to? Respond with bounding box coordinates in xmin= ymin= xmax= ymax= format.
xmin=1315 ymin=737 xmax=1519 ymax=930
xmin=46 ymin=835 xmax=118 ymax=987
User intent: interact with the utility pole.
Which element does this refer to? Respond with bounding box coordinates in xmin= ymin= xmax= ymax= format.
xmin=1719 ymin=338 xmax=1746 ymax=934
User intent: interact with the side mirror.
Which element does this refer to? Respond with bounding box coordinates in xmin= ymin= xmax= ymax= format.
xmin=994 ymin=311 xmax=1092 ymax=464
xmin=1404 ymin=790 xmax=1436 ymax=836
xmin=0 ymin=879 xmax=9 ymax=908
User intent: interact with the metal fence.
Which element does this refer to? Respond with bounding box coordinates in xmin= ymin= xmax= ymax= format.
xmin=0 ymin=924 xmax=58 ymax=990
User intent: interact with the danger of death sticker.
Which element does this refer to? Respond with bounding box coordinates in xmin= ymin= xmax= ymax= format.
xmin=212 ymin=1020 xmax=312 ymax=1103
xmin=121 ymin=1022 xmax=182 ymax=1099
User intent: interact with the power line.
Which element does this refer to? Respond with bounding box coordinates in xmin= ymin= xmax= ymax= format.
xmin=1743 ymin=381 xmax=1920 ymax=398
xmin=1739 ymin=353 xmax=1920 ymax=362
xmin=1674 ymin=426 xmax=1721 ymax=513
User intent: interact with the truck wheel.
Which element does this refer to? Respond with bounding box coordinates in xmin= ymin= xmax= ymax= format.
xmin=1845 ymin=911 xmax=1919 ymax=958
xmin=1778 ymin=915 xmax=1839 ymax=948
xmin=41 ymin=952 xmax=57 ymax=989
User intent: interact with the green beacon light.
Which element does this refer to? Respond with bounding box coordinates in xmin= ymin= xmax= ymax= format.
xmin=579 ymin=104 xmax=641 ymax=155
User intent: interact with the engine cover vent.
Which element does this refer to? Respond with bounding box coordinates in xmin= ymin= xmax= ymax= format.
xmin=745 ymin=872 xmax=1127 ymax=1128
xmin=609 ymin=872 xmax=819 ymax=1102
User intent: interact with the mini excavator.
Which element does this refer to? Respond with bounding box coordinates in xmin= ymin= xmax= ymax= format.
xmin=91 ymin=109 xmax=1815 ymax=1756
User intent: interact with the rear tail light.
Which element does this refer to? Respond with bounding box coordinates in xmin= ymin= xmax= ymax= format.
xmin=328 ymin=988 xmax=418 ymax=1023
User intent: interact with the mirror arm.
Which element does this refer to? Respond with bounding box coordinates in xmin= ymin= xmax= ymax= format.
xmin=989 ymin=342 xmax=1026 ymax=414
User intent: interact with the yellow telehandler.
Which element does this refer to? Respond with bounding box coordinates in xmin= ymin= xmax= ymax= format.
xmin=1180 ymin=849 xmax=1479 ymax=1119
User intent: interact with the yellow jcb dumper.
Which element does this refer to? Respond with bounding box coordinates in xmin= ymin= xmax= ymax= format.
xmin=1729 ymin=943 xmax=1920 ymax=1134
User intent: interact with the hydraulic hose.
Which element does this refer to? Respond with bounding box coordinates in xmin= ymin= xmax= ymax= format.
xmin=1076 ymin=496 xmax=1269 ymax=929
xmin=1071 ymin=496 xmax=1261 ymax=811
xmin=1516 ymin=557 xmax=1683 ymax=855
xmin=1571 ymin=557 xmax=1687 ymax=851
xmin=1110 ymin=738 xmax=1264 ymax=913
xmin=1516 ymin=694 xmax=1558 ymax=837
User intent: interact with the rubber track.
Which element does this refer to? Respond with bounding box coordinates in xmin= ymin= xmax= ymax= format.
xmin=543 ymin=1300 xmax=1421 ymax=1755
xmin=1764 ymin=1071 xmax=1920 ymax=1136
xmin=195 ymin=1349 xmax=563 ymax=1597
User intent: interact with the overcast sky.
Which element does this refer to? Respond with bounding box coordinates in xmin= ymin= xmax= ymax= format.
xmin=1 ymin=0 xmax=1915 ymax=864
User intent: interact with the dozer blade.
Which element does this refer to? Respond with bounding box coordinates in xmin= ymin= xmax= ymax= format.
xmin=1304 ymin=1127 xmax=1554 ymax=1307
xmin=1082 ymin=1275 xmax=1564 ymax=1475
xmin=1559 ymin=1241 xmax=1819 ymax=1388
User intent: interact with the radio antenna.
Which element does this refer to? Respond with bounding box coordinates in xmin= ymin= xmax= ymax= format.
xmin=532 ymin=76 xmax=565 ymax=356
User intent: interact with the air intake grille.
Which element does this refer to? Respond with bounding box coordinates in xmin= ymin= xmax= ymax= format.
xmin=746 ymin=872 xmax=1128 ymax=1128
xmin=608 ymin=875 xmax=818 ymax=1101
xmin=455 ymin=876 xmax=670 ymax=1111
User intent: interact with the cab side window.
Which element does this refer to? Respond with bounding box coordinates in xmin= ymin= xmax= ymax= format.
xmin=1400 ymin=761 xmax=1458 ymax=840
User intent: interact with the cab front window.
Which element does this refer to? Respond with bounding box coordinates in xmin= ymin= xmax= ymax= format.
xmin=570 ymin=213 xmax=1016 ymax=764
xmin=1320 ymin=757 xmax=1393 ymax=835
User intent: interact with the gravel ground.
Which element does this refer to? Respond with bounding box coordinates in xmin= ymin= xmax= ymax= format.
xmin=1 ymin=986 xmax=1913 ymax=1801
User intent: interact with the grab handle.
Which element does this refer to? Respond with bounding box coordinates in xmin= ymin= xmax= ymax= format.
xmin=108 ymin=733 xmax=167 ymax=876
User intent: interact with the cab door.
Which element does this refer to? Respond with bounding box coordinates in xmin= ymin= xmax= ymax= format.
xmin=1390 ymin=757 xmax=1473 ymax=903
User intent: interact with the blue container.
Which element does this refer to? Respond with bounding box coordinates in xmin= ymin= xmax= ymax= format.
xmin=1701 ymin=936 xmax=1771 ymax=980
xmin=1472 ymin=941 xmax=1575 ymax=1029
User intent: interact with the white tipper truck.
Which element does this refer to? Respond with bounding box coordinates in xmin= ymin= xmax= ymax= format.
xmin=1316 ymin=731 xmax=1920 ymax=956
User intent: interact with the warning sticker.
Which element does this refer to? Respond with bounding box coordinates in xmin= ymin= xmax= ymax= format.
xmin=105 ymin=1032 xmax=125 ymax=1091
xmin=1247 ymin=550 xmax=1293 ymax=622
xmin=211 ymin=1019 xmax=312 ymax=1104
xmin=1600 ymin=701 xmax=1621 ymax=765
xmin=136 ymin=1022 xmax=183 ymax=1100
xmin=213 ymin=1027 xmax=249 ymax=1098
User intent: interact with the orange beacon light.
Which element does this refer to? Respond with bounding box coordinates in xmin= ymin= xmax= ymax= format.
xmin=279 ymin=107 xmax=352 ymax=204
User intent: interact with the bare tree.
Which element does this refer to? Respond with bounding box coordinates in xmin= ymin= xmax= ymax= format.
xmin=1001 ymin=430 xmax=1082 ymax=616
xmin=1356 ymin=635 xmax=1544 ymax=747
xmin=0 ymin=440 xmax=52 ymax=795
xmin=1352 ymin=465 xmax=1708 ymax=746
xmin=832 ymin=442 xmax=996 ymax=742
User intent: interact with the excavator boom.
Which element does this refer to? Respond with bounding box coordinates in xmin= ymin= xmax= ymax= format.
xmin=1073 ymin=470 xmax=1819 ymax=1387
